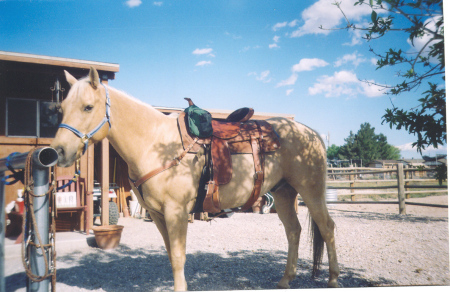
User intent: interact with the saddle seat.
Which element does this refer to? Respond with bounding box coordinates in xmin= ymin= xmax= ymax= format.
xmin=178 ymin=105 xmax=281 ymax=213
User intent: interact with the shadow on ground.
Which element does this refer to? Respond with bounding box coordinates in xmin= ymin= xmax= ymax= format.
xmin=329 ymin=208 xmax=448 ymax=223
xmin=6 ymin=244 xmax=394 ymax=291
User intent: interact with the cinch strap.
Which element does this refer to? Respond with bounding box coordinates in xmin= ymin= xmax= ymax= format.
xmin=59 ymin=83 xmax=111 ymax=155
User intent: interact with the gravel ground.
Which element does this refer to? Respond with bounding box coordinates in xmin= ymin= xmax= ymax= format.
xmin=5 ymin=196 xmax=449 ymax=291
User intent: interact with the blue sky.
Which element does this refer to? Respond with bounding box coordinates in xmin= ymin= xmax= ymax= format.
xmin=1 ymin=0 xmax=447 ymax=159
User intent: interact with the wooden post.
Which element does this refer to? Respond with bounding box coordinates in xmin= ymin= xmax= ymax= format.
xmin=100 ymin=78 xmax=110 ymax=226
xmin=87 ymin=144 xmax=94 ymax=230
xmin=405 ymin=181 xmax=410 ymax=199
xmin=397 ymin=163 xmax=406 ymax=215
xmin=350 ymin=182 xmax=355 ymax=201
xmin=100 ymin=138 xmax=109 ymax=225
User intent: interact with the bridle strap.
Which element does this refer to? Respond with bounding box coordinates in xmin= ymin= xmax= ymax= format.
xmin=59 ymin=83 xmax=111 ymax=154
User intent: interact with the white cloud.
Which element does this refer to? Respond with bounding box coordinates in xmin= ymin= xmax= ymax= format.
xmin=286 ymin=89 xmax=294 ymax=96
xmin=291 ymin=0 xmax=372 ymax=38
xmin=343 ymin=23 xmax=367 ymax=46
xmin=250 ymin=70 xmax=272 ymax=83
xmin=308 ymin=70 xmax=359 ymax=97
xmin=360 ymin=81 xmax=386 ymax=97
xmin=269 ymin=43 xmax=280 ymax=49
xmin=195 ymin=61 xmax=212 ymax=67
xmin=334 ymin=52 xmax=366 ymax=67
xmin=272 ymin=22 xmax=287 ymax=31
xmin=288 ymin=20 xmax=299 ymax=27
xmin=276 ymin=58 xmax=328 ymax=88
xmin=308 ymin=70 xmax=385 ymax=98
xmin=225 ymin=32 xmax=242 ymax=40
xmin=370 ymin=58 xmax=378 ymax=66
xmin=292 ymin=58 xmax=329 ymax=72
xmin=396 ymin=142 xmax=447 ymax=159
xmin=408 ymin=16 xmax=443 ymax=64
xmin=241 ymin=45 xmax=261 ymax=53
xmin=125 ymin=0 xmax=142 ymax=8
xmin=276 ymin=73 xmax=298 ymax=88
xmin=192 ymin=48 xmax=213 ymax=55
xmin=273 ymin=36 xmax=280 ymax=43
xmin=153 ymin=1 xmax=163 ymax=6
xmin=273 ymin=20 xmax=299 ymax=31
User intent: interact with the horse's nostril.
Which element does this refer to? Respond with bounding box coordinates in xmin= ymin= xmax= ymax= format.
xmin=55 ymin=146 xmax=65 ymax=158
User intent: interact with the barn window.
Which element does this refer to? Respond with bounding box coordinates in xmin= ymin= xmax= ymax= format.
xmin=6 ymin=98 xmax=61 ymax=138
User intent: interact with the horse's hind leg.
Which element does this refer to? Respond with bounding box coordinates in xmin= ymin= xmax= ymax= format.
xmin=294 ymin=182 xmax=339 ymax=288
xmin=272 ymin=183 xmax=302 ymax=289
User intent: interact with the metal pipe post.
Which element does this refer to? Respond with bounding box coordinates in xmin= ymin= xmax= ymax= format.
xmin=28 ymin=148 xmax=58 ymax=292
xmin=0 ymin=147 xmax=58 ymax=292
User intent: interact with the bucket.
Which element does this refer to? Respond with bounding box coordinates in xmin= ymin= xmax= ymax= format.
xmin=326 ymin=189 xmax=338 ymax=207
xmin=129 ymin=200 xmax=140 ymax=217
xmin=92 ymin=225 xmax=124 ymax=249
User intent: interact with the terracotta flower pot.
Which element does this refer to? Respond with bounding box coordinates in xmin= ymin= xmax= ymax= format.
xmin=92 ymin=225 xmax=124 ymax=250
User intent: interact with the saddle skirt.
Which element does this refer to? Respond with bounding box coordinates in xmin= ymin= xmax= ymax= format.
xmin=177 ymin=111 xmax=281 ymax=213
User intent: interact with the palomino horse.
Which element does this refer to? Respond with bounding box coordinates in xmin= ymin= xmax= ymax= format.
xmin=51 ymin=67 xmax=339 ymax=290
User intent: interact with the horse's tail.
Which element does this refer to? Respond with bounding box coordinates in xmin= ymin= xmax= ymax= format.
xmin=309 ymin=214 xmax=324 ymax=278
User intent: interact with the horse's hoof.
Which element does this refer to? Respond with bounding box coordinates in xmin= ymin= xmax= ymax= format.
xmin=276 ymin=280 xmax=290 ymax=289
xmin=327 ymin=279 xmax=339 ymax=288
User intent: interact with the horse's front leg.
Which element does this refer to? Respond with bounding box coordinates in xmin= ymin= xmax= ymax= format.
xmin=164 ymin=200 xmax=189 ymax=291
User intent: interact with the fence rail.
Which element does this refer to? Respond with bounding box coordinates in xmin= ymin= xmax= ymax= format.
xmin=326 ymin=164 xmax=448 ymax=214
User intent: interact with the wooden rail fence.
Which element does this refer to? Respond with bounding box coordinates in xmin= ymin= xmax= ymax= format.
xmin=326 ymin=163 xmax=448 ymax=215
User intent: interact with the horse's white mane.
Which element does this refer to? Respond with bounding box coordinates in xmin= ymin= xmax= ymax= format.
xmin=108 ymin=86 xmax=162 ymax=112
xmin=108 ymin=85 xmax=180 ymax=119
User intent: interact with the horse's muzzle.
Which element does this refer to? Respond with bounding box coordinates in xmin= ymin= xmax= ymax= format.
xmin=53 ymin=145 xmax=77 ymax=168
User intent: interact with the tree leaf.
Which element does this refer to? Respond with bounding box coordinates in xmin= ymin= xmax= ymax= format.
xmin=371 ymin=10 xmax=377 ymax=23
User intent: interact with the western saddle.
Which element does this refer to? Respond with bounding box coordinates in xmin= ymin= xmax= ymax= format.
xmin=178 ymin=99 xmax=281 ymax=213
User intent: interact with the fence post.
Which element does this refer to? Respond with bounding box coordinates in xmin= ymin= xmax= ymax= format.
xmin=405 ymin=181 xmax=410 ymax=199
xmin=350 ymin=182 xmax=355 ymax=201
xmin=397 ymin=163 xmax=406 ymax=215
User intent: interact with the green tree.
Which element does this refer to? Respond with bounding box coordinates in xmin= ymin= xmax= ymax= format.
xmin=338 ymin=123 xmax=401 ymax=165
xmin=329 ymin=0 xmax=445 ymax=153
xmin=434 ymin=163 xmax=447 ymax=186
xmin=327 ymin=144 xmax=342 ymax=160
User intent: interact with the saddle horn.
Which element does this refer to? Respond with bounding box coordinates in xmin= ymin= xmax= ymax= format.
xmin=184 ymin=97 xmax=194 ymax=106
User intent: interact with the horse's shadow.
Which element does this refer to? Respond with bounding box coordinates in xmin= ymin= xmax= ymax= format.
xmin=6 ymin=245 xmax=394 ymax=291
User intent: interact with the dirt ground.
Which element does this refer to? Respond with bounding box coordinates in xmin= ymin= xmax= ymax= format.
xmin=329 ymin=195 xmax=449 ymax=218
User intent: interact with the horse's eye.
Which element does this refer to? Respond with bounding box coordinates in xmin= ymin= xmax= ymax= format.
xmin=84 ymin=105 xmax=94 ymax=112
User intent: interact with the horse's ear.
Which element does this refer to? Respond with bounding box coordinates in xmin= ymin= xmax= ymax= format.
xmin=64 ymin=70 xmax=78 ymax=86
xmin=89 ymin=67 xmax=100 ymax=89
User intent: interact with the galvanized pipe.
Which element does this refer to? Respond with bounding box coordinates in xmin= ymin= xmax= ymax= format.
xmin=0 ymin=147 xmax=58 ymax=292
xmin=0 ymin=147 xmax=58 ymax=172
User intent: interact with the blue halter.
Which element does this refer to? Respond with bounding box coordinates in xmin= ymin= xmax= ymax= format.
xmin=59 ymin=83 xmax=111 ymax=155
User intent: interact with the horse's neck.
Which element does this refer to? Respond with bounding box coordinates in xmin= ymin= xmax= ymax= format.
xmin=106 ymin=88 xmax=175 ymax=176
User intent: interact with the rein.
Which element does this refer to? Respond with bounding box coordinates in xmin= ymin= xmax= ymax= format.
xmin=59 ymin=83 xmax=111 ymax=154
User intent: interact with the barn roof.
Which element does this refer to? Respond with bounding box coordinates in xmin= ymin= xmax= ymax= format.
xmin=0 ymin=51 xmax=119 ymax=73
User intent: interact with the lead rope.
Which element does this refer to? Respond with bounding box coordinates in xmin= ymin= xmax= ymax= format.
xmin=21 ymin=148 xmax=57 ymax=291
